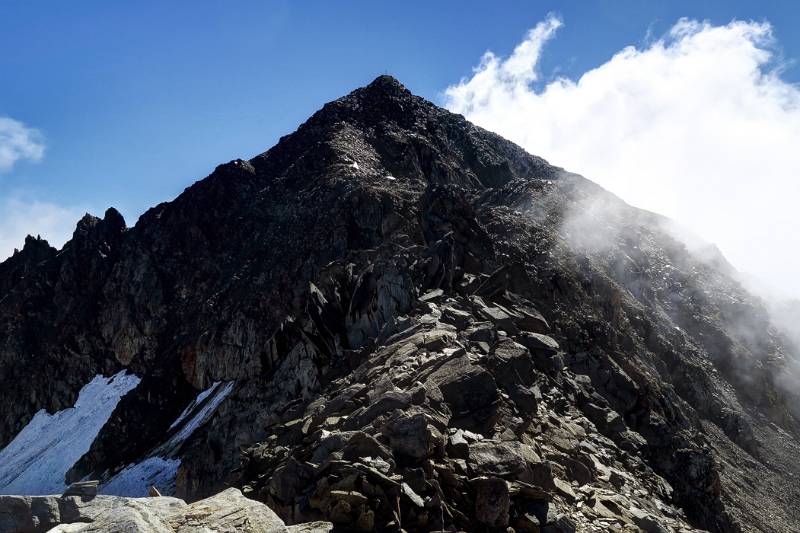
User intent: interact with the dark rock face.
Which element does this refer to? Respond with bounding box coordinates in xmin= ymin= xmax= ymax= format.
xmin=0 ymin=235 xmax=56 ymax=299
xmin=0 ymin=75 xmax=799 ymax=532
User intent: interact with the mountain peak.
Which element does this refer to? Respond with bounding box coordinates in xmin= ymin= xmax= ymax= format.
xmin=250 ymin=74 xmax=554 ymax=191
xmin=363 ymin=74 xmax=411 ymax=99
xmin=311 ymin=74 xmax=422 ymax=128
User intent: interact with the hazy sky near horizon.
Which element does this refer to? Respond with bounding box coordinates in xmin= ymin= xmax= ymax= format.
xmin=1 ymin=1 xmax=799 ymax=297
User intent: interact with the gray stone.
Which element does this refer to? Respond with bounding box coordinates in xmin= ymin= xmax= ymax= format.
xmin=489 ymin=339 xmax=536 ymax=387
xmin=426 ymin=355 xmax=498 ymax=415
xmin=286 ymin=522 xmax=334 ymax=532
xmin=0 ymin=495 xmax=52 ymax=533
xmin=629 ymin=507 xmax=670 ymax=533
xmin=418 ymin=289 xmax=444 ymax=303
xmin=466 ymin=322 xmax=496 ymax=343
xmin=61 ymin=481 xmax=98 ymax=498
xmin=472 ymin=477 xmax=510 ymax=528
xmin=383 ymin=413 xmax=438 ymax=460
xmin=344 ymin=390 xmax=411 ymax=429
xmin=41 ymin=495 xmax=185 ymax=533
xmin=441 ymin=306 xmax=471 ymax=328
xmin=516 ymin=332 xmax=559 ymax=355
xmin=468 ymin=440 xmax=539 ymax=480
xmin=514 ymin=306 xmax=550 ymax=334
xmin=168 ymin=488 xmax=286 ymax=532
xmin=285 ymin=522 xmax=333 ymax=533
xmin=446 ymin=429 xmax=470 ymax=459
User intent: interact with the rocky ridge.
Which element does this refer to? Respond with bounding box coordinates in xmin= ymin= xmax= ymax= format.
xmin=0 ymin=76 xmax=798 ymax=532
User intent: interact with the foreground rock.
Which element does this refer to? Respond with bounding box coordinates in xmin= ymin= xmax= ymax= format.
xmin=0 ymin=488 xmax=332 ymax=533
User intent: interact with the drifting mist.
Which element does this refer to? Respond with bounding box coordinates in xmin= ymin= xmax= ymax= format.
xmin=445 ymin=16 xmax=800 ymax=304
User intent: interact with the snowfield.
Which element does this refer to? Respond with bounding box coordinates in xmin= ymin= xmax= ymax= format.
xmin=0 ymin=371 xmax=141 ymax=495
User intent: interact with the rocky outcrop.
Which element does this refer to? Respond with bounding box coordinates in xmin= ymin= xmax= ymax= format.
xmin=0 ymin=76 xmax=798 ymax=532
xmin=0 ymin=235 xmax=56 ymax=300
xmin=237 ymin=286 xmax=704 ymax=531
xmin=0 ymin=488 xmax=332 ymax=533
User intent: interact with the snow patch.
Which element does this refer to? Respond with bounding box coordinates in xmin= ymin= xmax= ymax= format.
xmin=101 ymin=457 xmax=180 ymax=497
xmin=168 ymin=383 xmax=217 ymax=432
xmin=0 ymin=371 xmax=141 ymax=495
xmin=100 ymin=380 xmax=234 ymax=497
xmin=156 ymin=381 xmax=234 ymax=457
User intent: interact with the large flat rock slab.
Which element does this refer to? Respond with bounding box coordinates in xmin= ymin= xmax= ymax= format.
xmin=0 ymin=489 xmax=331 ymax=533
xmin=167 ymin=488 xmax=286 ymax=533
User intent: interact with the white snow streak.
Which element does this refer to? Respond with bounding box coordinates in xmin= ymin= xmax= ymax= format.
xmin=0 ymin=371 xmax=141 ymax=495
xmin=167 ymin=383 xmax=217 ymax=432
xmin=156 ymin=381 xmax=234 ymax=457
xmin=101 ymin=457 xmax=180 ymax=497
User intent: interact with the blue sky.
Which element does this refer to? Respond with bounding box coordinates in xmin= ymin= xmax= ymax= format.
xmin=2 ymin=1 xmax=798 ymax=226
xmin=1 ymin=1 xmax=800 ymax=298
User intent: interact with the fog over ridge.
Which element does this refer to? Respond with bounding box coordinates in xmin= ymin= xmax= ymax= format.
xmin=445 ymin=15 xmax=800 ymax=305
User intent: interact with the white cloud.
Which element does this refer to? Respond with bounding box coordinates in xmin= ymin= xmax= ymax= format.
xmin=0 ymin=117 xmax=44 ymax=172
xmin=0 ymin=196 xmax=84 ymax=259
xmin=0 ymin=116 xmax=78 ymax=260
xmin=445 ymin=16 xmax=800 ymax=300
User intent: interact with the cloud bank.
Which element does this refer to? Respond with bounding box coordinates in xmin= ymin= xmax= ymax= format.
xmin=0 ymin=117 xmax=44 ymax=173
xmin=445 ymin=16 xmax=800 ymax=300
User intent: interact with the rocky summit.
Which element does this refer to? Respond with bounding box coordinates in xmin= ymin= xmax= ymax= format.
xmin=0 ymin=75 xmax=798 ymax=533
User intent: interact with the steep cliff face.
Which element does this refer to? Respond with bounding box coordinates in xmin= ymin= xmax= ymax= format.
xmin=0 ymin=76 xmax=798 ymax=532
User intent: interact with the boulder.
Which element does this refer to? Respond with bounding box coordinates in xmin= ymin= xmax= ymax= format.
xmin=268 ymin=458 xmax=314 ymax=504
xmin=0 ymin=495 xmax=60 ymax=533
xmin=382 ymin=413 xmax=439 ymax=460
xmin=488 ymin=339 xmax=536 ymax=387
xmin=466 ymin=322 xmax=496 ymax=343
xmin=472 ymin=296 xmax=519 ymax=333
xmin=629 ymin=507 xmax=670 ymax=533
xmin=557 ymin=456 xmax=593 ymax=486
xmin=496 ymin=292 xmax=550 ymax=333
xmin=472 ymin=477 xmax=510 ymax=528
xmin=344 ymin=390 xmax=411 ymax=429
xmin=418 ymin=289 xmax=444 ymax=303
xmin=468 ymin=440 xmax=539 ymax=480
xmin=508 ymin=383 xmax=540 ymax=413
xmin=167 ymin=488 xmax=288 ymax=532
xmin=441 ymin=306 xmax=472 ymax=328
xmin=582 ymin=403 xmax=627 ymax=435
xmin=342 ymin=432 xmax=395 ymax=464
xmin=513 ymin=306 xmax=549 ymax=334
xmin=61 ymin=481 xmax=98 ymax=498
xmin=446 ymin=429 xmax=470 ymax=459
xmin=515 ymin=332 xmax=559 ymax=355
xmin=25 ymin=489 xmax=312 ymax=533
xmin=52 ymin=499 xmax=179 ymax=533
xmin=0 ymin=494 xmax=186 ymax=533
xmin=286 ymin=522 xmax=334 ymax=532
xmin=426 ymin=355 xmax=498 ymax=415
